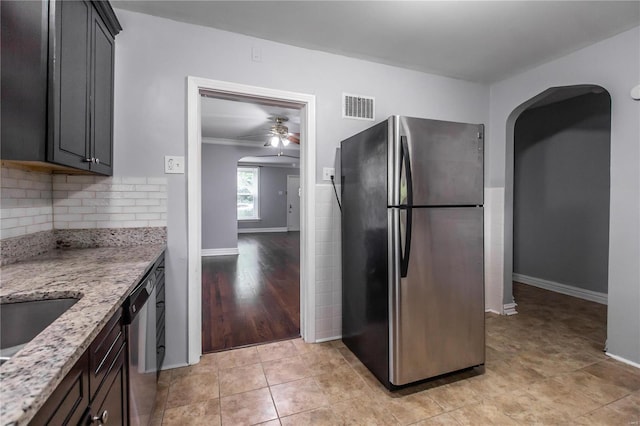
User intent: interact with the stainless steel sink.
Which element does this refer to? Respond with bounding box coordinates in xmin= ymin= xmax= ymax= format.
xmin=0 ymin=298 xmax=79 ymax=364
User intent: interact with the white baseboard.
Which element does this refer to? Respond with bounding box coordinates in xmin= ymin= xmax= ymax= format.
xmin=485 ymin=308 xmax=501 ymax=315
xmin=605 ymin=352 xmax=640 ymax=369
xmin=237 ymin=227 xmax=288 ymax=234
xmin=513 ymin=273 xmax=608 ymax=305
xmin=201 ymin=248 xmax=239 ymax=256
xmin=160 ymin=361 xmax=189 ymax=370
xmin=314 ymin=335 xmax=342 ymax=343
xmin=503 ymin=302 xmax=518 ymax=315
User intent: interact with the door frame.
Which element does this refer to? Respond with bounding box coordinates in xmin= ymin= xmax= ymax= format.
xmin=286 ymin=174 xmax=301 ymax=231
xmin=186 ymin=76 xmax=317 ymax=364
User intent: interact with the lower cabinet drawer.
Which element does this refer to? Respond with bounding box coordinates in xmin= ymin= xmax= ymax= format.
xmin=89 ymin=308 xmax=124 ymax=399
xmin=89 ymin=342 xmax=128 ymax=426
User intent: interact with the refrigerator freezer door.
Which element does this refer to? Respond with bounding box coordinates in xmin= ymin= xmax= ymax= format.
xmin=390 ymin=207 xmax=484 ymax=386
xmin=397 ymin=117 xmax=484 ymax=206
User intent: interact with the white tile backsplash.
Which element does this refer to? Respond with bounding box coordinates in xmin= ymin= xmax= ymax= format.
xmin=314 ymin=183 xmax=343 ymax=340
xmin=485 ymin=187 xmax=504 ymax=314
xmin=1 ymin=164 xmax=168 ymax=241
xmin=52 ymin=175 xmax=167 ymax=229
xmin=1 ymin=165 xmax=53 ymax=239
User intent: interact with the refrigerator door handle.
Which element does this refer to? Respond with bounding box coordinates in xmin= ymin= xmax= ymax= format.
xmin=400 ymin=206 xmax=412 ymax=278
xmin=400 ymin=136 xmax=413 ymax=278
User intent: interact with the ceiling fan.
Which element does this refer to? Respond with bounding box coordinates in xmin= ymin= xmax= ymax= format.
xmin=237 ymin=116 xmax=300 ymax=148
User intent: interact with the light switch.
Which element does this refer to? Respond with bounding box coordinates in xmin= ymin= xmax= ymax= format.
xmin=165 ymin=156 xmax=185 ymax=174
xmin=252 ymin=47 xmax=262 ymax=62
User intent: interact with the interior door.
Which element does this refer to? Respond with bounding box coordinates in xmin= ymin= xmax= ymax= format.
xmin=287 ymin=175 xmax=300 ymax=231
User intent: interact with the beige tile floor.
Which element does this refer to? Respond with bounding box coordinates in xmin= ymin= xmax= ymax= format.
xmin=152 ymin=283 xmax=640 ymax=425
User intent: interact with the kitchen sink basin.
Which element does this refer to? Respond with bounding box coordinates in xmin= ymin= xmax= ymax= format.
xmin=0 ymin=298 xmax=79 ymax=365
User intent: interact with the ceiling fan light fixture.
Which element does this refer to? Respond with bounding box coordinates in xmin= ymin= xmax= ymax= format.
xmin=282 ymin=137 xmax=290 ymax=146
xmin=270 ymin=135 xmax=279 ymax=147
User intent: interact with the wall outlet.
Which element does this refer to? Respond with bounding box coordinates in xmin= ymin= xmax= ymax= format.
xmin=322 ymin=167 xmax=335 ymax=181
xmin=165 ymin=156 xmax=185 ymax=174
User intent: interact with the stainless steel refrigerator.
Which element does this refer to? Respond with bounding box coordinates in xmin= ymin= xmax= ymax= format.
xmin=341 ymin=115 xmax=485 ymax=388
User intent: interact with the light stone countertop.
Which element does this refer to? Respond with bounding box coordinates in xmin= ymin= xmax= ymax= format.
xmin=0 ymin=244 xmax=166 ymax=426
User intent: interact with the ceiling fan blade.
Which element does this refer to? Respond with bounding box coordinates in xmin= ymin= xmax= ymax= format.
xmin=235 ymin=133 xmax=272 ymax=140
xmin=288 ymin=133 xmax=300 ymax=144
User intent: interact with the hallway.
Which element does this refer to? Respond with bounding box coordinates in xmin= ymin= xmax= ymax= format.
xmin=202 ymin=232 xmax=300 ymax=352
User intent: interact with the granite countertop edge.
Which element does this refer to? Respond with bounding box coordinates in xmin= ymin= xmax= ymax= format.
xmin=0 ymin=244 xmax=166 ymax=426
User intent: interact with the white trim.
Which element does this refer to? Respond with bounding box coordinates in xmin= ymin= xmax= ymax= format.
xmin=605 ymin=352 xmax=640 ymax=369
xmin=201 ymin=248 xmax=240 ymax=256
xmin=237 ymin=227 xmax=288 ymax=234
xmin=503 ymin=302 xmax=518 ymax=316
xmin=237 ymin=166 xmax=260 ymax=221
xmin=513 ymin=273 xmax=608 ymax=305
xmin=315 ymin=335 xmax=342 ymax=343
xmin=160 ymin=362 xmax=189 ymax=371
xmin=187 ymin=77 xmax=317 ymax=365
xmin=187 ymin=77 xmax=203 ymax=365
xmin=203 ymin=136 xmax=300 ymax=151
xmin=286 ymin=174 xmax=301 ymax=232
xmin=485 ymin=308 xmax=501 ymax=315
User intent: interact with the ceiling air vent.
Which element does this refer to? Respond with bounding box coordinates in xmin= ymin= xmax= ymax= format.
xmin=343 ymin=93 xmax=375 ymax=121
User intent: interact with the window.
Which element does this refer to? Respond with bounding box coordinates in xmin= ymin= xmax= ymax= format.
xmin=237 ymin=167 xmax=260 ymax=220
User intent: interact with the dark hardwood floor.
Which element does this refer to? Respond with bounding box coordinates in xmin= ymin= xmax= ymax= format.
xmin=202 ymin=232 xmax=300 ymax=353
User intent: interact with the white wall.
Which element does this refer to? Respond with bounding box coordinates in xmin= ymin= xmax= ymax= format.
xmin=113 ymin=9 xmax=489 ymax=367
xmin=513 ymin=93 xmax=611 ymax=295
xmin=488 ymin=26 xmax=640 ymax=364
xmin=200 ymin=143 xmax=299 ymax=250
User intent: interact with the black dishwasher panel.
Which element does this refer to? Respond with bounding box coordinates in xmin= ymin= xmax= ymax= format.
xmin=155 ymin=255 xmax=166 ymax=375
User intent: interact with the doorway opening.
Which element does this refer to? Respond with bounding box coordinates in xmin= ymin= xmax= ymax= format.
xmin=506 ymin=85 xmax=611 ymax=351
xmin=186 ymin=77 xmax=316 ymax=363
xmin=200 ymin=100 xmax=302 ymax=352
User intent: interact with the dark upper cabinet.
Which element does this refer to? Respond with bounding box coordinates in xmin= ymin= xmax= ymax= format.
xmin=0 ymin=0 xmax=121 ymax=175
xmin=90 ymin=10 xmax=115 ymax=175
xmin=0 ymin=0 xmax=49 ymax=161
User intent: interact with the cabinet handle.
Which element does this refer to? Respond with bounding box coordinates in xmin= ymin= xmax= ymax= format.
xmin=91 ymin=410 xmax=108 ymax=424
xmin=95 ymin=158 xmax=100 ymax=164
xmin=84 ymin=157 xmax=95 ymax=163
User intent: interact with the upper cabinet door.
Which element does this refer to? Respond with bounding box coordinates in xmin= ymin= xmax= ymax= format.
xmin=48 ymin=0 xmax=119 ymax=175
xmin=49 ymin=0 xmax=92 ymax=170
xmin=90 ymin=8 xmax=114 ymax=175
xmin=0 ymin=0 xmax=49 ymax=161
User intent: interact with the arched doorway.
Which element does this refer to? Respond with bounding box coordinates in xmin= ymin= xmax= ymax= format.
xmin=503 ymin=85 xmax=611 ymax=346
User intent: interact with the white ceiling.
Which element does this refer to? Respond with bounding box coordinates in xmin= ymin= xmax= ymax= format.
xmin=114 ymin=1 xmax=640 ymax=83
xmin=201 ymin=95 xmax=300 ymax=145
xmin=201 ymin=96 xmax=301 ymax=166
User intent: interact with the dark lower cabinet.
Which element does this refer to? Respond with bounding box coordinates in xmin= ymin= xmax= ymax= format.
xmin=89 ymin=345 xmax=127 ymax=425
xmin=29 ymin=352 xmax=90 ymax=426
xmin=29 ymin=308 xmax=127 ymax=425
